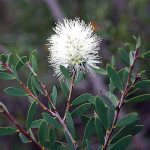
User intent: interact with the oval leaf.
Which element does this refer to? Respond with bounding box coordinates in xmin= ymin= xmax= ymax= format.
xmin=72 ymin=93 xmax=92 ymax=106
xmin=82 ymin=117 xmax=95 ymax=148
xmin=110 ymin=135 xmax=132 ymax=150
xmin=66 ymin=111 xmax=75 ymax=139
xmin=0 ymin=72 xmax=15 ymax=80
xmin=38 ymin=121 xmax=48 ymax=146
xmin=42 ymin=112 xmax=61 ymax=129
xmin=126 ymin=94 xmax=150 ymax=103
xmin=26 ymin=101 xmax=37 ymax=129
xmin=60 ymin=65 xmax=71 ymax=79
xmin=4 ymin=87 xmax=28 ymax=96
xmin=71 ymin=103 xmax=91 ymax=118
xmin=107 ymin=65 xmax=123 ymax=90
xmin=0 ymin=127 xmax=17 ymax=136
xmin=95 ymin=96 xmax=108 ymax=129
xmin=116 ymin=113 xmax=139 ymax=127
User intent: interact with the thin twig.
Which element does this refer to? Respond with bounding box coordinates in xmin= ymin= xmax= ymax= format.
xmin=2 ymin=62 xmax=78 ymax=149
xmin=103 ymin=48 xmax=139 ymax=150
xmin=63 ymin=71 xmax=76 ymax=121
xmin=0 ymin=106 xmax=43 ymax=150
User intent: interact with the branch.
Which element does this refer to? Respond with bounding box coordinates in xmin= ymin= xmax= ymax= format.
xmin=0 ymin=105 xmax=43 ymax=150
xmin=63 ymin=71 xmax=76 ymax=121
xmin=103 ymin=48 xmax=139 ymax=150
xmin=1 ymin=62 xmax=78 ymax=149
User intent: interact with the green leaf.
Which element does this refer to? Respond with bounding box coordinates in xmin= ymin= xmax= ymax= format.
xmin=60 ymin=65 xmax=71 ymax=79
xmin=61 ymin=81 xmax=69 ymax=98
xmin=4 ymin=87 xmax=28 ymax=96
xmin=119 ymin=48 xmax=129 ymax=65
xmin=80 ymin=115 xmax=90 ymax=124
xmin=86 ymin=140 xmax=92 ymax=150
xmin=0 ymin=54 xmax=7 ymax=63
xmin=42 ymin=112 xmax=61 ymax=129
xmin=74 ymin=71 xmax=84 ymax=84
xmin=51 ymin=86 xmax=57 ymax=106
xmin=49 ymin=127 xmax=56 ymax=149
xmin=26 ymin=101 xmax=37 ymax=129
xmin=111 ymin=123 xmax=143 ymax=144
xmin=123 ymin=69 xmax=129 ymax=86
xmin=38 ymin=121 xmax=48 ymax=146
xmin=31 ymin=54 xmax=37 ymax=72
xmin=15 ymin=55 xmax=28 ymax=70
xmin=106 ymin=92 xmax=118 ymax=107
xmin=0 ymin=127 xmax=17 ymax=136
xmin=124 ymin=42 xmax=134 ymax=52
xmin=19 ymin=133 xmax=30 ymax=143
xmin=66 ymin=111 xmax=75 ymax=139
xmin=129 ymin=51 xmax=134 ymax=65
xmin=95 ymin=96 xmax=108 ymax=129
xmin=64 ymin=131 xmax=75 ymax=150
xmin=94 ymin=67 xmax=107 ymax=75
xmin=116 ymin=113 xmax=139 ymax=127
xmin=110 ymin=135 xmax=132 ymax=150
xmin=126 ymin=94 xmax=150 ymax=103
xmin=71 ymin=103 xmax=91 ymax=118
xmin=72 ymin=93 xmax=93 ymax=106
xmin=107 ymin=65 xmax=123 ymax=90
xmin=0 ymin=72 xmax=15 ymax=80
xmin=135 ymin=36 xmax=141 ymax=49
xmin=95 ymin=117 xmax=104 ymax=145
xmin=32 ymin=76 xmax=43 ymax=94
xmin=11 ymin=65 xmax=19 ymax=80
xmin=135 ymin=80 xmax=150 ymax=89
xmin=0 ymin=65 xmax=6 ymax=71
xmin=142 ymin=51 xmax=150 ymax=59
xmin=31 ymin=119 xmax=43 ymax=128
xmin=82 ymin=117 xmax=95 ymax=148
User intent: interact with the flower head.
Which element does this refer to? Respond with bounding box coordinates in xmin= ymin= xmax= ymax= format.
xmin=47 ymin=18 xmax=102 ymax=79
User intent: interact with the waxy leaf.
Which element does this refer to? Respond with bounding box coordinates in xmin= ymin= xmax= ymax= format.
xmin=111 ymin=123 xmax=143 ymax=144
xmin=135 ymin=80 xmax=150 ymax=89
xmin=95 ymin=117 xmax=104 ymax=144
xmin=82 ymin=117 xmax=95 ymax=148
xmin=19 ymin=133 xmax=30 ymax=143
xmin=32 ymin=76 xmax=43 ymax=94
xmin=72 ymin=93 xmax=92 ymax=105
xmin=60 ymin=65 xmax=71 ymax=79
xmin=0 ymin=127 xmax=17 ymax=136
xmin=95 ymin=96 xmax=108 ymax=129
xmin=26 ymin=101 xmax=37 ymax=129
xmin=116 ymin=113 xmax=139 ymax=127
xmin=38 ymin=120 xmax=48 ymax=146
xmin=94 ymin=67 xmax=107 ymax=75
xmin=75 ymin=71 xmax=84 ymax=84
xmin=15 ymin=56 xmax=28 ymax=70
xmin=61 ymin=81 xmax=69 ymax=98
xmin=11 ymin=65 xmax=19 ymax=80
xmin=107 ymin=65 xmax=123 ymax=90
xmin=4 ymin=87 xmax=28 ymax=96
xmin=0 ymin=72 xmax=15 ymax=80
xmin=71 ymin=103 xmax=91 ymax=118
xmin=66 ymin=111 xmax=75 ymax=139
xmin=42 ymin=112 xmax=61 ymax=129
xmin=51 ymin=86 xmax=57 ymax=106
xmin=126 ymin=94 xmax=150 ymax=103
xmin=110 ymin=135 xmax=132 ymax=150
xmin=31 ymin=119 xmax=43 ymax=128
xmin=31 ymin=55 xmax=37 ymax=72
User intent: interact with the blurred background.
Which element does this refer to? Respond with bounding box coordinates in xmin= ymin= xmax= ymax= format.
xmin=0 ymin=0 xmax=150 ymax=149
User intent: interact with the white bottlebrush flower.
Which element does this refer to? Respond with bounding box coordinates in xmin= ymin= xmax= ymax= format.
xmin=47 ymin=18 xmax=102 ymax=79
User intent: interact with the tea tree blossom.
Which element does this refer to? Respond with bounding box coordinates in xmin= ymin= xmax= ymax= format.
xmin=47 ymin=18 xmax=102 ymax=79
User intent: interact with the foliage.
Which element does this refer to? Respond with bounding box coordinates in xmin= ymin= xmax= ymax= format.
xmin=0 ymin=37 xmax=150 ymax=150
